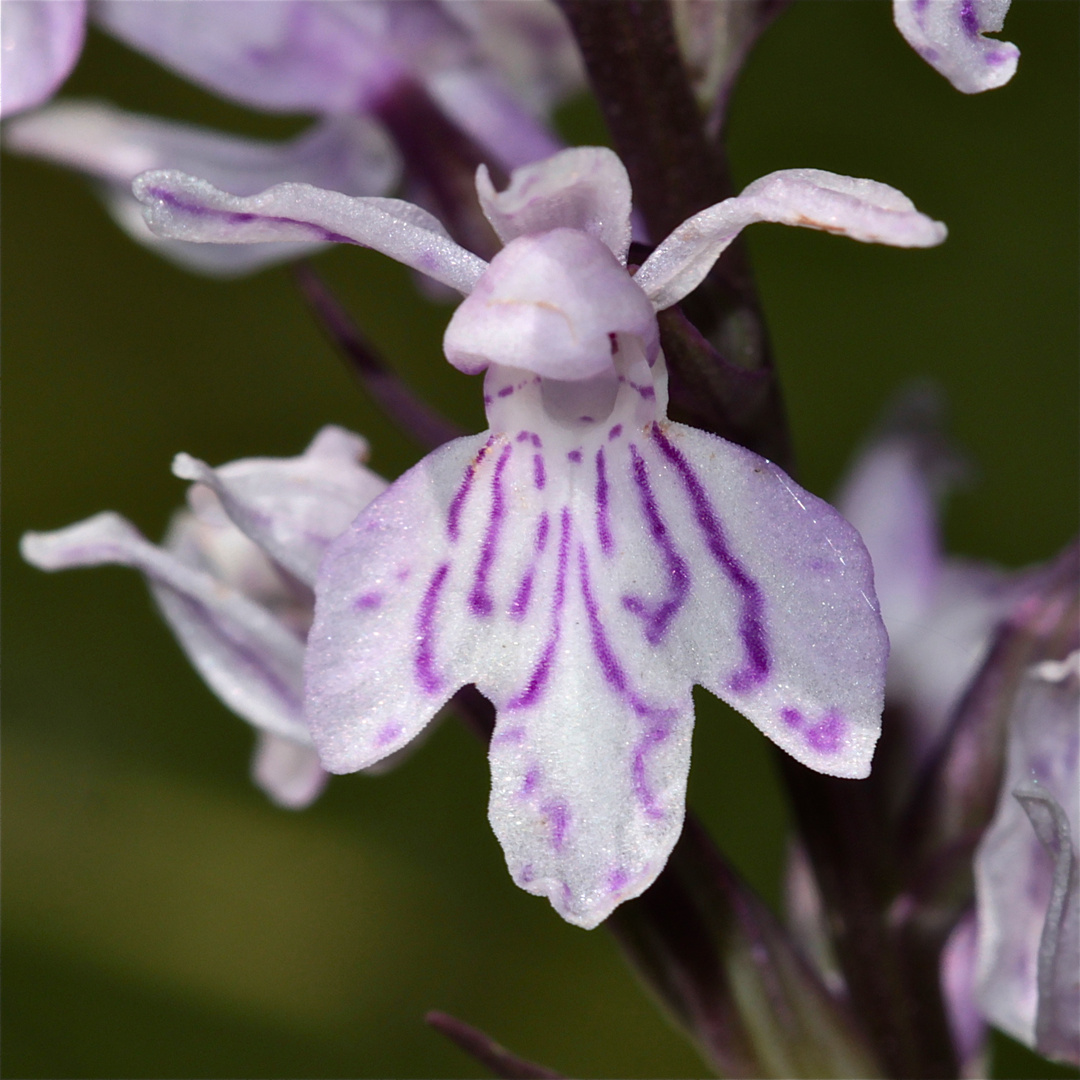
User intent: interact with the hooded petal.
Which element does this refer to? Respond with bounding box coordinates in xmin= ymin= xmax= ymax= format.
xmin=0 ymin=0 xmax=86 ymax=118
xmin=893 ymin=0 xmax=1019 ymax=94
xmin=21 ymin=511 xmax=311 ymax=745
xmin=475 ymin=147 xmax=633 ymax=260
xmin=5 ymin=102 xmax=400 ymax=275
xmin=635 ymin=168 xmax=947 ymax=311
xmin=133 ymin=170 xmax=488 ymax=295
xmin=251 ymin=731 xmax=329 ymax=809
xmin=443 ymin=229 xmax=657 ymax=378
xmin=172 ymin=426 xmax=387 ymax=588
xmin=975 ymin=652 xmax=1080 ymax=1062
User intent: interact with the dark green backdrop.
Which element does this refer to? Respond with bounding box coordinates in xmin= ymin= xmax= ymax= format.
xmin=4 ymin=3 xmax=1076 ymax=1077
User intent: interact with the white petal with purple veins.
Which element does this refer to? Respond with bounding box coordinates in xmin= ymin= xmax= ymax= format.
xmin=133 ymin=170 xmax=487 ymax=295
xmin=21 ymin=511 xmax=311 ymax=745
xmin=173 ymin=426 xmax=387 ymax=588
xmin=636 ymin=168 xmax=947 ymax=312
xmin=475 ymin=146 xmax=633 ymax=260
xmin=0 ymin=0 xmax=85 ymax=118
xmin=893 ymin=0 xmax=1019 ymax=94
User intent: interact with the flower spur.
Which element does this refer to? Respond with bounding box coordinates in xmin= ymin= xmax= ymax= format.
xmin=134 ymin=146 xmax=946 ymax=927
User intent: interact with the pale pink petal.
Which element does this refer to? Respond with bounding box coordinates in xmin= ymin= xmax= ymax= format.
xmin=636 ymin=168 xmax=947 ymax=311
xmin=0 ymin=0 xmax=85 ymax=117
xmin=893 ymin=0 xmax=1019 ymax=94
xmin=172 ymin=426 xmax=387 ymax=588
xmin=5 ymin=102 xmax=400 ymax=276
xmin=251 ymin=731 xmax=329 ymax=809
xmin=133 ymin=170 xmax=488 ymax=295
xmin=475 ymin=146 xmax=633 ymax=260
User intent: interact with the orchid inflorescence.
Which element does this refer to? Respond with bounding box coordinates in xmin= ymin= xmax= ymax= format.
xmin=7 ymin=1 xmax=1076 ymax=1077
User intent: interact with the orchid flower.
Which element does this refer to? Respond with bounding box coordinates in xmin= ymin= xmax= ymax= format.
xmin=838 ymin=398 xmax=1079 ymax=1065
xmin=131 ymin=146 xmax=946 ymax=927
xmin=4 ymin=0 xmax=578 ymax=274
xmin=893 ymin=0 xmax=1019 ymax=94
xmin=21 ymin=426 xmax=386 ymax=809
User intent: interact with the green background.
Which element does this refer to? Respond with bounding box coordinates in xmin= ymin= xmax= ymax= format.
xmin=3 ymin=3 xmax=1076 ymax=1077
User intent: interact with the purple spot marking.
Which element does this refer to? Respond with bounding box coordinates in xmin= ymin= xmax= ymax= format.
xmin=652 ymin=425 xmax=770 ymax=692
xmin=508 ymin=509 xmax=572 ymax=708
xmin=781 ymin=706 xmax=803 ymax=729
xmin=608 ymin=424 xmax=623 ymax=441
xmin=447 ymin=436 xmax=495 ymax=542
xmin=469 ymin=444 xmax=513 ymax=616
xmin=519 ymin=864 xmax=534 ymax=884
xmin=498 ymin=384 xmax=515 ymax=398
xmin=567 ymin=449 xmax=582 ymax=464
xmin=542 ymin=799 xmax=570 ymax=851
xmin=533 ymin=453 xmax=546 ymax=490
xmin=144 ymin=186 xmax=359 ymax=245
xmin=375 ymin=722 xmax=403 ymax=748
xmin=632 ymin=723 xmax=670 ymax=820
xmin=595 ymin=448 xmax=614 ymax=556
xmin=579 ymin=415 xmax=594 ymax=423
xmin=522 ymin=765 xmax=541 ymax=796
xmin=531 ymin=433 xmax=542 ymax=448
xmin=806 ymin=711 xmax=844 ymax=754
xmin=355 ymin=591 xmax=382 ymax=611
xmin=959 ymin=0 xmax=979 ymax=38
xmin=484 ymin=395 xmax=493 ymax=405
xmin=493 ymin=726 xmax=526 ymax=745
xmin=609 ymin=332 xmax=619 ymax=354
xmin=629 ymin=379 xmax=656 ymax=400
xmin=415 ymin=562 xmax=450 ymax=693
xmin=621 ymin=444 xmax=690 ymax=645
xmin=516 ymin=431 xmax=531 ymax=443
xmin=608 ymin=868 xmax=630 ymax=893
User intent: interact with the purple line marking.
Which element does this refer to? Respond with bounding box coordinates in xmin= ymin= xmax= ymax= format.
xmin=493 ymin=725 xmax=526 ymax=745
xmin=522 ymin=765 xmax=541 ymax=796
xmin=629 ymin=379 xmax=655 ymax=400
xmin=375 ymin=722 xmax=403 ymax=748
xmin=447 ymin=436 xmax=495 ymax=542
xmin=806 ymin=711 xmax=843 ymax=754
xmin=608 ymin=424 xmax=623 ymax=441
xmin=567 ymin=449 xmax=582 ymax=464
xmin=354 ymin=591 xmax=383 ymax=611
xmin=508 ymin=508 xmax=571 ymax=708
xmin=516 ymin=431 xmax=531 ymax=443
xmin=595 ymin=448 xmax=614 ymax=556
xmin=959 ymin=0 xmax=979 ymax=38
xmin=145 ymin=186 xmax=360 ymax=245
xmin=542 ymin=799 xmax=570 ymax=852
xmin=621 ymin=444 xmax=690 ymax=645
xmin=609 ymin=332 xmax=619 ymax=355
xmin=531 ymin=433 xmax=542 ymax=448
xmin=535 ymin=512 xmax=550 ymax=553
xmin=509 ymin=570 xmax=534 ymax=621
xmin=651 ymin=425 xmax=770 ymax=693
xmin=533 ymin=453 xmax=546 ymax=490
xmin=468 ymin=444 xmax=513 ymax=616
xmin=579 ymin=415 xmax=594 ymax=423
xmin=632 ymin=723 xmax=670 ymax=820
xmin=498 ymin=385 xmax=515 ymax=398
xmin=414 ymin=562 xmax=450 ymax=693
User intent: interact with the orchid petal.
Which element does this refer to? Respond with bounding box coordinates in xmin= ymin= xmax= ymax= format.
xmin=893 ymin=0 xmax=1019 ymax=94
xmin=95 ymin=0 xmax=411 ymax=114
xmin=443 ymin=229 xmax=657 ymax=378
xmin=306 ymin=386 xmax=886 ymax=925
xmin=5 ymin=102 xmax=401 ymax=276
xmin=975 ymin=652 xmax=1080 ymax=1062
xmin=0 ymin=0 xmax=85 ymax=118
xmin=251 ymin=731 xmax=329 ymax=809
xmin=133 ymin=170 xmax=488 ymax=295
xmin=172 ymin=426 xmax=387 ymax=589
xmin=475 ymin=147 xmax=633 ymax=260
xmin=635 ymin=169 xmax=947 ymax=311
xmin=21 ymin=511 xmax=311 ymax=746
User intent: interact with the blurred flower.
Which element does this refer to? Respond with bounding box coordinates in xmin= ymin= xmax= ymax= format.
xmin=838 ymin=392 xmax=1079 ymax=1067
xmin=4 ymin=0 xmax=580 ymax=273
xmin=893 ymin=0 xmax=1019 ymax=93
xmin=0 ymin=0 xmax=86 ymax=117
xmin=133 ymin=146 xmax=946 ymax=926
xmin=21 ymin=426 xmax=386 ymax=809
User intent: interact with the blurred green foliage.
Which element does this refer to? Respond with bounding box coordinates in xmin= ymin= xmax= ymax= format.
xmin=3 ymin=3 xmax=1075 ymax=1077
